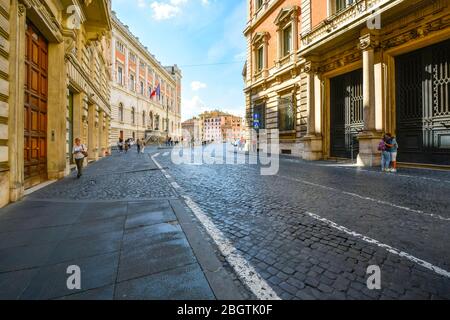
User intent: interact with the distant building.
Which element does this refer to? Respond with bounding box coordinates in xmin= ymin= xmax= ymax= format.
xmin=181 ymin=118 xmax=202 ymax=143
xmin=110 ymin=12 xmax=182 ymax=145
xmin=200 ymin=111 xmax=245 ymax=143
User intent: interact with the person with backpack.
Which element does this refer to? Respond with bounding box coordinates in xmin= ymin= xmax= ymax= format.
xmin=378 ymin=135 xmax=391 ymax=172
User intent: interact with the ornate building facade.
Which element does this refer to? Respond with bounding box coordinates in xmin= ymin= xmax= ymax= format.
xmin=0 ymin=0 xmax=112 ymax=208
xmin=244 ymin=0 xmax=305 ymax=157
xmin=110 ymin=12 xmax=182 ymax=145
xmin=244 ymin=0 xmax=450 ymax=166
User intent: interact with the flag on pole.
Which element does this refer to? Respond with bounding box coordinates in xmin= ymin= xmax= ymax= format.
xmin=151 ymin=83 xmax=160 ymax=99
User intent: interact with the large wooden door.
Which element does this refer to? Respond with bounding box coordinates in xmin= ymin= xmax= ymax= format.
xmin=396 ymin=39 xmax=450 ymax=165
xmin=24 ymin=22 xmax=48 ymax=189
xmin=330 ymin=69 xmax=364 ymax=159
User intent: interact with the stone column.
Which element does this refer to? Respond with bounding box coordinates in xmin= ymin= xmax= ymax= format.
xmin=73 ymin=93 xmax=85 ymax=142
xmin=306 ymin=63 xmax=316 ymax=136
xmin=292 ymin=9 xmax=299 ymax=62
xmin=98 ymin=110 xmax=104 ymax=158
xmin=125 ymin=47 xmax=129 ymax=89
xmin=47 ymin=41 xmax=67 ymax=180
xmin=357 ymin=33 xmax=382 ymax=167
xmin=276 ymin=28 xmax=282 ymax=64
xmin=111 ymin=37 xmax=116 ymax=83
xmin=8 ymin=1 xmax=27 ymax=203
xmin=88 ymin=104 xmax=99 ymax=161
xmin=105 ymin=116 xmax=111 ymax=154
xmin=301 ymin=61 xmax=323 ymax=161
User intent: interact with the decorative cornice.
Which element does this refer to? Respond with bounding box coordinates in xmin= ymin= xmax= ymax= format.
xmin=274 ymin=5 xmax=300 ymax=27
xmin=358 ymin=33 xmax=379 ymax=50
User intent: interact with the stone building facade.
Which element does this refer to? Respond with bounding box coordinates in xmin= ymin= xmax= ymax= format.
xmin=198 ymin=111 xmax=244 ymax=143
xmin=110 ymin=12 xmax=182 ymax=145
xmin=181 ymin=117 xmax=202 ymax=144
xmin=0 ymin=0 xmax=112 ymax=208
xmin=244 ymin=0 xmax=305 ymax=157
xmin=244 ymin=0 xmax=450 ymax=166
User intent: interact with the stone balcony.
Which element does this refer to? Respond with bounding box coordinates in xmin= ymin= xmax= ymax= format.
xmin=82 ymin=0 xmax=112 ymax=39
xmin=299 ymin=0 xmax=421 ymax=55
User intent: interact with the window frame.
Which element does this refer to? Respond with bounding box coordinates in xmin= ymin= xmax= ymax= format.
xmin=282 ymin=24 xmax=293 ymax=57
xmin=278 ymin=94 xmax=296 ymax=132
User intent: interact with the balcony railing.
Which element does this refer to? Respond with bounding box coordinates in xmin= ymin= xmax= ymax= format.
xmin=301 ymin=0 xmax=389 ymax=49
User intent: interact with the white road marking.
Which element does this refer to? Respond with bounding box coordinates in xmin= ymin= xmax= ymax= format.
xmin=163 ymin=152 xmax=170 ymax=157
xmin=151 ymin=155 xmax=281 ymax=300
xmin=278 ymin=174 xmax=450 ymax=222
xmin=314 ymin=163 xmax=450 ymax=184
xmin=171 ymin=182 xmax=181 ymax=189
xmin=153 ymin=153 xmax=160 ymax=158
xmin=304 ymin=211 xmax=450 ymax=279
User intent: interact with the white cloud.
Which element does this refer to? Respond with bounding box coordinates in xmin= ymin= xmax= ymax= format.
xmin=182 ymin=95 xmax=208 ymax=120
xmin=191 ymin=81 xmax=207 ymax=91
xmin=150 ymin=0 xmax=189 ymax=21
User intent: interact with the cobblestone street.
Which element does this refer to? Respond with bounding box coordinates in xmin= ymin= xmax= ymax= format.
xmin=1 ymin=147 xmax=450 ymax=300
xmin=152 ymin=146 xmax=450 ymax=300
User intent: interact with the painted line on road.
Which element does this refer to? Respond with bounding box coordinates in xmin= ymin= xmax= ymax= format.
xmin=153 ymin=155 xmax=450 ymax=286
xmin=151 ymin=155 xmax=280 ymax=301
xmin=319 ymin=164 xmax=450 ymax=184
xmin=163 ymin=152 xmax=170 ymax=157
xmin=304 ymin=211 xmax=450 ymax=279
xmin=278 ymin=174 xmax=450 ymax=222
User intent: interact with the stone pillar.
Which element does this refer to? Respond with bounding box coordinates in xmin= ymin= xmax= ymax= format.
xmin=111 ymin=37 xmax=116 ymax=83
xmin=292 ymin=9 xmax=299 ymax=62
xmin=8 ymin=1 xmax=27 ymax=203
xmin=125 ymin=48 xmax=129 ymax=89
xmin=73 ymin=93 xmax=85 ymax=142
xmin=276 ymin=28 xmax=282 ymax=63
xmin=88 ymin=104 xmax=99 ymax=161
xmin=98 ymin=110 xmax=104 ymax=158
xmin=105 ymin=116 xmax=111 ymax=154
xmin=357 ymin=33 xmax=382 ymax=167
xmin=47 ymin=41 xmax=67 ymax=180
xmin=301 ymin=61 xmax=323 ymax=161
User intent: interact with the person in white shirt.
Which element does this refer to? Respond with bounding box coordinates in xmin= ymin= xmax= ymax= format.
xmin=72 ymin=138 xmax=87 ymax=179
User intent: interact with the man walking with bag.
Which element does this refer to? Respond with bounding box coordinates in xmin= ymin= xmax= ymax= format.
xmin=73 ymin=138 xmax=88 ymax=179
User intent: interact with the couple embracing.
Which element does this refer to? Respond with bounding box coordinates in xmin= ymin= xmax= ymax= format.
xmin=379 ymin=133 xmax=399 ymax=173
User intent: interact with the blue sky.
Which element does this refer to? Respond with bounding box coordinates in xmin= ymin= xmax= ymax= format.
xmin=112 ymin=0 xmax=247 ymax=120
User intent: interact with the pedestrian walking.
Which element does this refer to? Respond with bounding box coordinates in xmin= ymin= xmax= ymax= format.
xmin=136 ymin=139 xmax=141 ymax=154
xmin=141 ymin=140 xmax=146 ymax=153
xmin=118 ymin=138 xmax=124 ymax=153
xmin=386 ymin=133 xmax=399 ymax=173
xmin=72 ymin=138 xmax=87 ymax=179
xmin=378 ymin=135 xmax=390 ymax=172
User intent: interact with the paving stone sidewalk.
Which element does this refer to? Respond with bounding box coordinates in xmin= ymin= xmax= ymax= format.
xmin=0 ymin=149 xmax=243 ymax=300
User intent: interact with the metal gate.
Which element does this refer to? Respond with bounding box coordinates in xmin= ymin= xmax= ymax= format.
xmin=396 ymin=39 xmax=450 ymax=165
xmin=330 ymin=69 xmax=364 ymax=159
